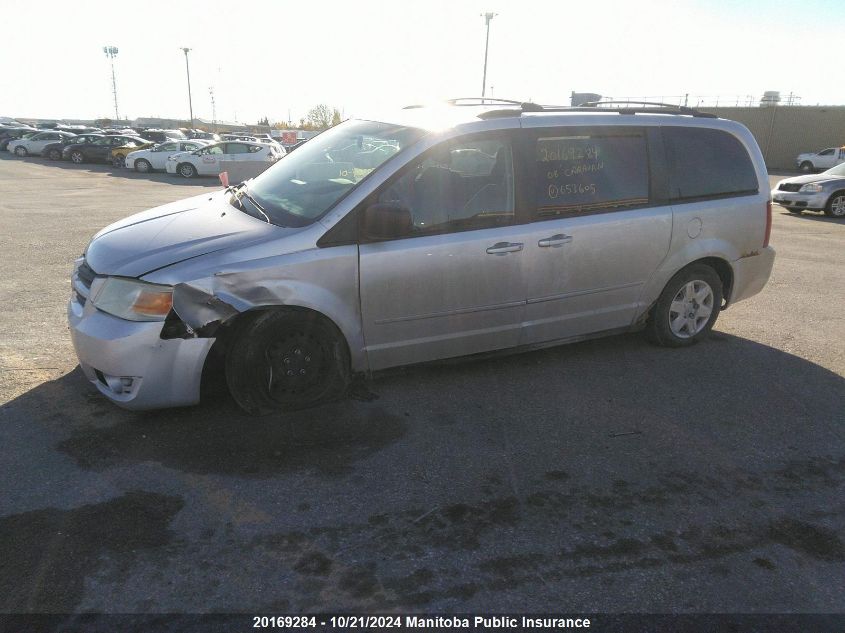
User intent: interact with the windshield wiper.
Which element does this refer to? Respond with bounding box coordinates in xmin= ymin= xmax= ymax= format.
xmin=226 ymin=183 xmax=270 ymax=223
xmin=238 ymin=187 xmax=272 ymax=224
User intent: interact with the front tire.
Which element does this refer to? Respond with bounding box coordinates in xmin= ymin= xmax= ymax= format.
xmin=225 ymin=310 xmax=351 ymax=415
xmin=824 ymin=192 xmax=845 ymax=218
xmin=646 ymin=264 xmax=723 ymax=348
xmin=70 ymin=150 xmax=84 ymax=164
xmin=799 ymin=161 xmax=814 ymax=173
xmin=112 ymin=155 xmax=125 ymax=168
xmin=14 ymin=146 xmax=27 ymax=156
xmin=135 ymin=158 xmax=152 ymax=173
xmin=48 ymin=149 xmax=61 ymax=160
xmin=177 ymin=162 xmax=197 ymax=178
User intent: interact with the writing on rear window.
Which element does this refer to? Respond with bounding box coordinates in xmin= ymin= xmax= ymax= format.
xmin=536 ymin=134 xmax=648 ymax=215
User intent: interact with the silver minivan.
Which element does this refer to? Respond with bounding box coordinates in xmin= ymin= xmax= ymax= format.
xmin=68 ymin=100 xmax=776 ymax=414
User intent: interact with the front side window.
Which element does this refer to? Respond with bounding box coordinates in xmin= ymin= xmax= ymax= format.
xmin=159 ymin=142 xmax=178 ymax=152
xmin=818 ymin=148 xmax=835 ymax=156
xmin=377 ymin=136 xmax=514 ymax=234
xmin=203 ymin=145 xmax=223 ymax=155
xmin=246 ymin=120 xmax=426 ymax=227
xmin=534 ymin=130 xmax=649 ymax=217
xmin=664 ymin=127 xmax=758 ymax=200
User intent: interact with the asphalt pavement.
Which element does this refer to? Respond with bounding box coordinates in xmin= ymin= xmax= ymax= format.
xmin=0 ymin=153 xmax=843 ymax=613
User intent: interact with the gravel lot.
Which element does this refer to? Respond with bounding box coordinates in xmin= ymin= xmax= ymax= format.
xmin=0 ymin=153 xmax=843 ymax=614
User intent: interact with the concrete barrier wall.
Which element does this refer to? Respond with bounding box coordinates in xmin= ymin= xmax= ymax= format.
xmin=699 ymin=106 xmax=845 ymax=170
xmin=217 ymin=160 xmax=273 ymax=182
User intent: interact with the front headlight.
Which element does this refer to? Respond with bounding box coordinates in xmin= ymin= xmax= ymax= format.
xmin=91 ymin=277 xmax=173 ymax=321
xmin=799 ymin=183 xmax=823 ymax=193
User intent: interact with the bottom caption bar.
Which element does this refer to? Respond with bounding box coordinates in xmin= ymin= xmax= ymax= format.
xmin=1 ymin=613 xmax=844 ymax=633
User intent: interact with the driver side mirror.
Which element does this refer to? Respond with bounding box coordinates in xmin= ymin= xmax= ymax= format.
xmin=362 ymin=202 xmax=412 ymax=240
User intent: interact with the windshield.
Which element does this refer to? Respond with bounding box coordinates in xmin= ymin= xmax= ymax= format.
xmin=823 ymin=163 xmax=845 ymax=177
xmin=245 ymin=120 xmax=427 ymax=227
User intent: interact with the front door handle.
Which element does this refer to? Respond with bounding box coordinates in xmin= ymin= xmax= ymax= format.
xmin=486 ymin=242 xmax=524 ymax=255
xmin=538 ymin=234 xmax=573 ymax=248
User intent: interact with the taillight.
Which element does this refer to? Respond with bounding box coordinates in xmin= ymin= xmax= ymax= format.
xmin=763 ymin=200 xmax=772 ymax=247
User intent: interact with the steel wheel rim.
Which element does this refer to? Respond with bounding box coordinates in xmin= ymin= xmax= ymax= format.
xmin=669 ymin=280 xmax=714 ymax=338
xmin=264 ymin=332 xmax=327 ymax=403
xmin=830 ymin=196 xmax=845 ymax=216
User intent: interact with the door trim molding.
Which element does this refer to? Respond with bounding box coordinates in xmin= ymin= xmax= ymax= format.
xmin=527 ymin=281 xmax=642 ymax=305
xmin=374 ymin=299 xmax=525 ymax=325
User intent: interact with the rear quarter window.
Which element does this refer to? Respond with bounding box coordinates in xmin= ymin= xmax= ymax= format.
xmin=533 ymin=129 xmax=650 ymax=217
xmin=663 ymin=127 xmax=758 ymax=201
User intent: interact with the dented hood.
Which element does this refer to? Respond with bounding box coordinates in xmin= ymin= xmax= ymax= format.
xmin=84 ymin=190 xmax=280 ymax=277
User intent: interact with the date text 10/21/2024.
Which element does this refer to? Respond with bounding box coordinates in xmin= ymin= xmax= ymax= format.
xmin=252 ymin=615 xmax=592 ymax=629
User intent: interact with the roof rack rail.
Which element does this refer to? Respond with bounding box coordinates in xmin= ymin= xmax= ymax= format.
xmin=402 ymin=98 xmax=716 ymax=119
xmin=477 ymin=100 xmax=716 ymax=119
xmin=403 ymin=97 xmax=542 ymax=110
xmin=578 ymin=100 xmax=714 ymax=116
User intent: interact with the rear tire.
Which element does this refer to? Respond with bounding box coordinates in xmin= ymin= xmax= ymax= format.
xmin=646 ymin=264 xmax=723 ymax=348
xmin=70 ymin=150 xmax=84 ymax=164
xmin=135 ymin=158 xmax=152 ymax=173
xmin=824 ymin=192 xmax=845 ymax=218
xmin=799 ymin=161 xmax=814 ymax=173
xmin=112 ymin=155 xmax=125 ymax=168
xmin=48 ymin=149 xmax=61 ymax=160
xmin=225 ymin=310 xmax=350 ymax=415
xmin=177 ymin=162 xmax=197 ymax=178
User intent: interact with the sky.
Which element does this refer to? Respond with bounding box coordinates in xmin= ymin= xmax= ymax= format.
xmin=2 ymin=0 xmax=843 ymax=125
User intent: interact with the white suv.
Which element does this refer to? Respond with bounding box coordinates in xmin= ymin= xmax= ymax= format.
xmin=166 ymin=141 xmax=284 ymax=178
xmin=9 ymin=130 xmax=76 ymax=156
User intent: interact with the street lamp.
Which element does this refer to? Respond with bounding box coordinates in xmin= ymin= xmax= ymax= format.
xmin=102 ymin=46 xmax=119 ymax=121
xmin=181 ymin=47 xmax=194 ymax=127
xmin=208 ymin=86 xmax=216 ymax=133
xmin=480 ymin=12 xmax=497 ymax=98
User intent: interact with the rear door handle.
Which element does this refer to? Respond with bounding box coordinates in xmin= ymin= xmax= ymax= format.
xmin=538 ymin=234 xmax=573 ymax=248
xmin=486 ymin=242 xmax=524 ymax=255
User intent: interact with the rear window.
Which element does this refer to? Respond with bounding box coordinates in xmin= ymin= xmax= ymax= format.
xmin=534 ymin=130 xmax=649 ymax=217
xmin=663 ymin=127 xmax=758 ymax=200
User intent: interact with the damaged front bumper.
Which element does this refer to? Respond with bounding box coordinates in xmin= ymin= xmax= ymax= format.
xmin=68 ymin=292 xmax=215 ymax=410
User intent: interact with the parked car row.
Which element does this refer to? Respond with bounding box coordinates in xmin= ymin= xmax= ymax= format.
xmin=1 ymin=123 xmax=286 ymax=178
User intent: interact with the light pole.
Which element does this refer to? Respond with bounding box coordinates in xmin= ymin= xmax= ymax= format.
xmin=181 ymin=47 xmax=194 ymax=127
xmin=208 ymin=86 xmax=216 ymax=133
xmin=480 ymin=12 xmax=497 ymax=98
xmin=103 ymin=46 xmax=119 ymax=121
